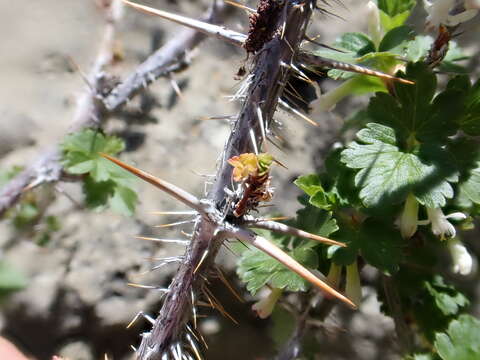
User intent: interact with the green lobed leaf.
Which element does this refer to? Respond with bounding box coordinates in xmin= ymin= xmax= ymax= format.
xmin=61 ymin=129 xmax=137 ymax=215
xmin=314 ymin=33 xmax=382 ymax=81
xmin=368 ymin=62 xmax=464 ymax=144
xmin=294 ymin=175 xmax=324 ymax=197
xmin=62 ymin=129 xmax=124 ymax=156
xmin=237 ymin=243 xmax=309 ymax=295
xmin=61 ymin=129 xmax=125 ymax=175
xmin=377 ymin=0 xmax=416 ymax=17
xmin=109 ymin=186 xmax=138 ymax=216
xmin=329 ymin=217 xmax=402 ymax=273
xmin=324 ymin=149 xmax=362 ymax=208
xmin=358 ymin=218 xmax=402 ymax=274
xmin=341 ymin=123 xmax=456 ymax=209
xmin=460 ymin=78 xmax=480 ymax=136
xmin=391 ymin=261 xmax=469 ymax=342
xmin=425 ymin=277 xmax=469 ymax=317
xmin=435 ymin=315 xmax=480 ymax=360
xmin=325 ymin=52 xmax=397 ymax=83
xmin=377 ymin=0 xmax=415 ymax=31
xmin=378 ymin=25 xmax=415 ymax=52
xmin=295 ymin=175 xmax=333 ymax=211
xmin=313 ymin=32 xmax=374 ymax=66
xmin=328 ymin=222 xmax=360 ymax=266
xmin=334 ymin=32 xmax=376 ymax=56
xmin=83 ymin=177 xmax=116 ymax=211
xmin=295 ymin=156 xmax=362 ymax=211
xmin=448 ymin=138 xmax=480 ymax=208
xmin=379 ymin=10 xmax=411 ymax=31
xmin=293 ymin=201 xmax=339 ymax=238
xmin=459 ymin=165 xmax=480 ymax=206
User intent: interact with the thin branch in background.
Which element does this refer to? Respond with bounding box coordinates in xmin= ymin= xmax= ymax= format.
xmin=275 ymin=294 xmax=338 ymax=360
xmin=0 ymin=0 xmax=231 ymax=217
xmin=104 ymin=1 xmax=230 ymax=110
xmin=122 ymin=0 xmax=246 ymax=46
xmin=275 ymin=300 xmax=312 ymax=360
xmin=0 ymin=0 xmax=124 ymax=217
xmin=382 ymin=274 xmax=414 ymax=355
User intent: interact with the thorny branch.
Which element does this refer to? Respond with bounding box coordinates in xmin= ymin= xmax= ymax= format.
xmin=104 ymin=1 xmax=228 ymax=111
xmin=133 ymin=1 xmax=329 ymax=359
xmin=274 ymin=287 xmax=341 ymax=360
xmin=382 ymin=274 xmax=414 ymax=355
xmin=275 ymin=297 xmax=312 ymax=360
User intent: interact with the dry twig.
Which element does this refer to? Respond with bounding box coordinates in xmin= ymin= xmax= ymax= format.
xmin=104 ymin=1 xmax=229 ymax=110
xmin=0 ymin=0 xmax=123 ymax=217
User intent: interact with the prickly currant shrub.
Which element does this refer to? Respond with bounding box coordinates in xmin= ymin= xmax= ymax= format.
xmin=1 ymin=0 xmax=479 ymax=359
xmin=100 ymin=0 xmax=480 ymax=359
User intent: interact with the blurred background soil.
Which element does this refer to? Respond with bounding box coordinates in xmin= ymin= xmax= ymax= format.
xmin=0 ymin=1 xmax=479 ymax=359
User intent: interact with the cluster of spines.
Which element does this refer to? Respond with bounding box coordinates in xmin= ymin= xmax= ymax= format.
xmin=106 ymin=0 xmax=422 ymax=358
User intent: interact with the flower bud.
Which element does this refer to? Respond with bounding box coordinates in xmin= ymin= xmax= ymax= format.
xmin=448 ymin=240 xmax=473 ymax=276
xmin=327 ymin=263 xmax=342 ymax=289
xmin=426 ymin=207 xmax=457 ymax=240
xmin=367 ymin=1 xmax=382 ymax=47
xmin=346 ymin=260 xmax=362 ymax=307
xmin=252 ymin=287 xmax=282 ymax=319
xmin=399 ymin=193 xmax=419 ymax=239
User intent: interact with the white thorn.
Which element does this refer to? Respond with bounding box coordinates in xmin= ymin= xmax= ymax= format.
xmin=278 ymin=99 xmax=318 ymax=126
xmin=137 ymin=236 xmax=190 ymax=245
xmin=150 ymin=210 xmax=198 ymax=216
xmin=249 ymin=128 xmax=259 ymax=155
xmin=127 ymin=311 xmax=156 ymax=328
xmin=122 ymin=0 xmax=247 ymax=47
xmin=256 ymin=106 xmax=267 ymax=145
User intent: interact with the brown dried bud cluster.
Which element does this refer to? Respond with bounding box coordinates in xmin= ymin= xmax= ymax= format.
xmin=244 ymin=0 xmax=283 ymax=53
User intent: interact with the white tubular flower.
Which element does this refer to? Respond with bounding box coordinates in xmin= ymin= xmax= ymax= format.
xmin=346 ymin=260 xmax=362 ymax=307
xmin=327 ymin=263 xmax=342 ymax=289
xmin=367 ymin=1 xmax=382 ymax=47
xmin=252 ymin=287 xmax=282 ymax=319
xmin=448 ymin=239 xmax=473 ymax=275
xmin=425 ymin=207 xmax=466 ymax=240
xmin=399 ymin=193 xmax=419 ymax=239
xmin=424 ymin=0 xmax=479 ymax=29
